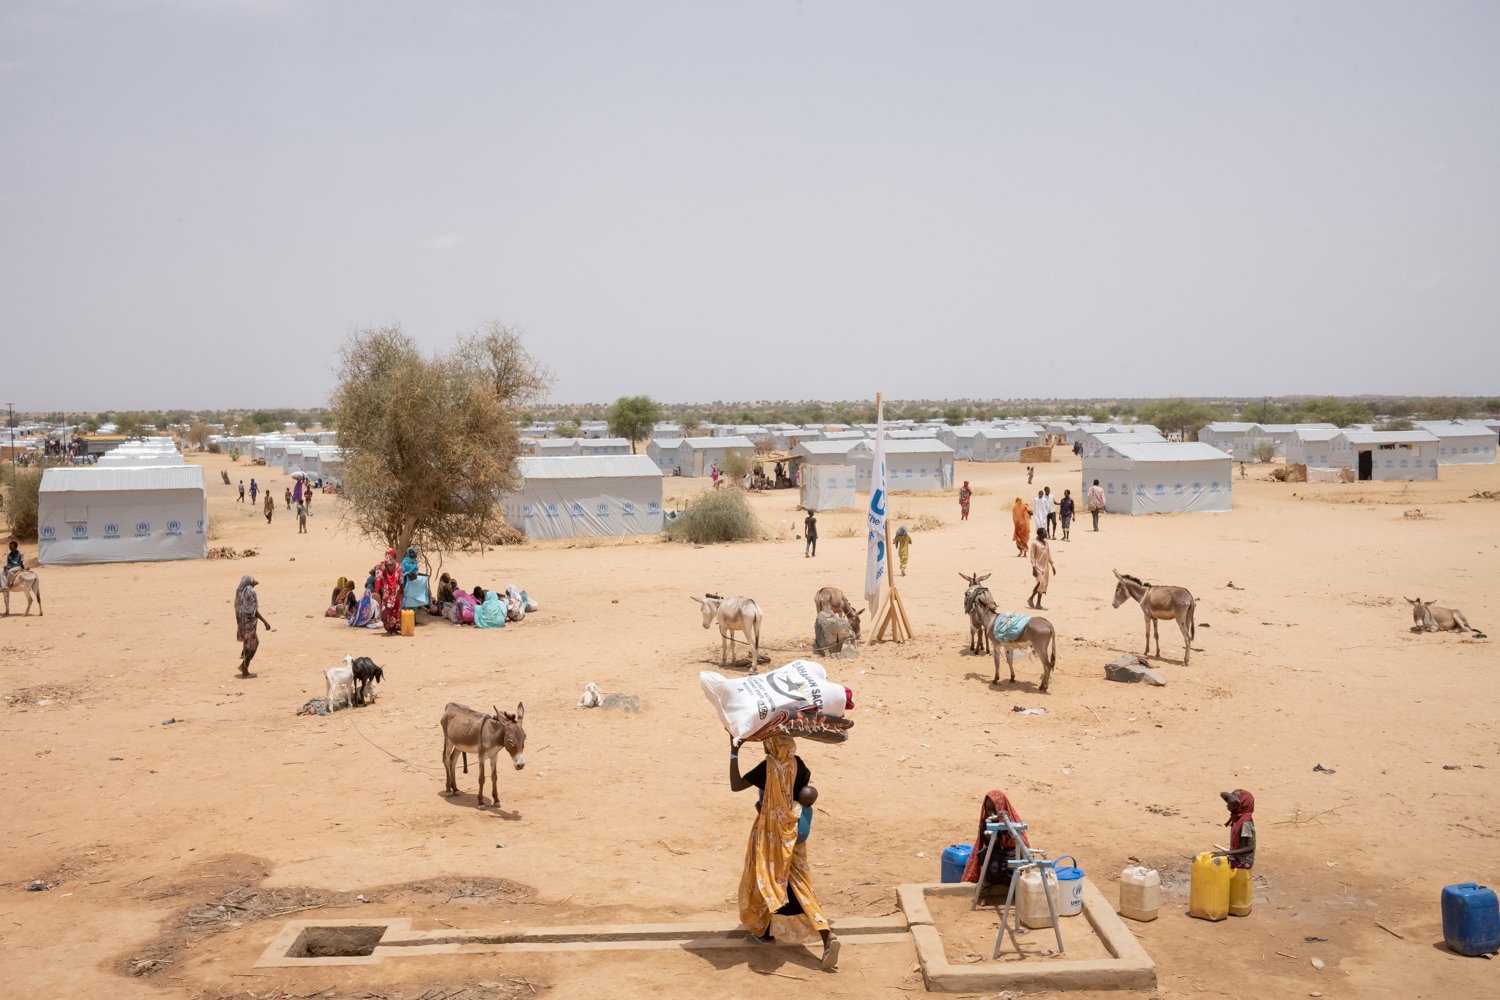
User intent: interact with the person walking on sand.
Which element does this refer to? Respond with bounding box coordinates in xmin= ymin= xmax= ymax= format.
xmin=958 ymin=480 xmax=972 ymax=521
xmin=1026 ymin=466 xmax=1035 ymax=485
xmin=263 ymin=491 xmax=275 ymax=524
xmin=804 ymin=510 xmax=818 ymax=558
xmin=1011 ymin=497 xmax=1031 ymax=557
xmin=729 ymin=735 xmax=840 ymax=971
xmin=249 ymin=478 xmax=258 ymax=504
xmin=893 ymin=524 xmax=912 ymax=576
xmin=1043 ymin=486 xmax=1057 ymax=537
xmin=1033 ymin=489 xmax=1050 ymax=535
xmin=1087 ymin=479 xmax=1106 ymax=532
xmin=234 ymin=575 xmax=273 ymax=678
xmin=1028 ymin=527 xmax=1057 ymax=610
xmin=284 ymin=486 xmax=292 ymax=510
xmin=1058 ymin=489 xmax=1075 ymax=541
xmin=296 ymin=500 xmax=307 ymax=533
xmin=237 ymin=480 xmax=245 ymax=503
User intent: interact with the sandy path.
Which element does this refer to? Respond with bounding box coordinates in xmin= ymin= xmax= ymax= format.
xmin=1 ymin=451 xmax=1496 ymax=998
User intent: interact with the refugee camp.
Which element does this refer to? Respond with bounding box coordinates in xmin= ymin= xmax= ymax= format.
xmin=2 ymin=4 xmax=1498 ymax=1000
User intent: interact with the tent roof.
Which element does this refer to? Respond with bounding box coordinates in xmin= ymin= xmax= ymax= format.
xmin=650 ymin=438 xmax=683 ymax=450
xmin=1110 ymin=442 xmax=1232 ymax=463
xmin=1261 ymin=423 xmax=1336 ymax=433
xmin=976 ymin=428 xmax=1041 ymax=439
xmin=516 ymin=455 xmax=662 ymax=480
xmin=1202 ymin=422 xmax=1260 ymax=433
xmin=40 ymin=465 xmax=207 ymax=493
xmin=578 ymin=437 xmax=632 ymax=448
xmin=1412 ymin=421 xmax=1494 ymax=439
xmin=1092 ymin=431 xmax=1166 ymax=446
xmin=1292 ymin=428 xmax=1340 ymax=443
xmin=852 ymin=439 xmax=956 ymax=456
xmin=681 ymin=435 xmax=756 ymax=449
xmin=793 ymin=440 xmax=860 ymax=457
xmin=1338 ymin=430 xmax=1440 ymax=445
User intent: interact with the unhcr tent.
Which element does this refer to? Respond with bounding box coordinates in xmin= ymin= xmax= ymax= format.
xmin=972 ymin=428 xmax=1041 ymax=462
xmin=1413 ymin=421 xmax=1498 ymax=466
xmin=1081 ymin=442 xmax=1232 ymax=515
xmin=850 ymin=438 xmax=955 ymax=493
xmin=1330 ymin=430 xmax=1439 ymax=480
xmin=647 ymin=438 xmax=684 ymax=474
xmin=503 ymin=455 xmax=664 ymax=539
xmin=38 ymin=466 xmax=208 ymax=565
xmin=800 ymin=464 xmax=857 ymax=511
xmin=677 ymin=436 xmax=756 ymax=477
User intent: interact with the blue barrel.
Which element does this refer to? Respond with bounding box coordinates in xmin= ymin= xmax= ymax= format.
xmin=941 ymin=844 xmax=972 ymax=883
xmin=1442 ymin=883 xmax=1500 ymax=956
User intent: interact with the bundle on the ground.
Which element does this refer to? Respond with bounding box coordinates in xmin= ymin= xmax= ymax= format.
xmin=701 ymin=659 xmax=853 ymax=744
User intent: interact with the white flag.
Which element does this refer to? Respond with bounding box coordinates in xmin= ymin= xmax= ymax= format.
xmin=864 ymin=398 xmax=887 ymax=613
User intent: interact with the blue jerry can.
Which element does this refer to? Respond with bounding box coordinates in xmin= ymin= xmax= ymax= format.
xmin=1442 ymin=883 xmax=1500 ymax=956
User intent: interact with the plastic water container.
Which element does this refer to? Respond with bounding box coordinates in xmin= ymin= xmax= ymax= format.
xmin=400 ymin=609 xmax=415 ymax=636
xmin=1189 ymin=852 xmax=1231 ymax=921
xmin=1018 ymin=867 xmax=1061 ymax=928
xmin=1119 ymin=866 xmax=1161 ymax=922
xmin=940 ymin=844 xmax=972 ymax=884
xmin=1229 ymin=868 xmax=1254 ymax=917
xmin=1053 ymin=856 xmax=1084 ymax=917
xmin=1442 ymin=883 xmax=1500 ymax=956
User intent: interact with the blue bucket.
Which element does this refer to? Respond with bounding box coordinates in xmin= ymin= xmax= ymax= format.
xmin=941 ymin=844 xmax=972 ymax=883
xmin=1053 ymin=855 xmax=1084 ymax=916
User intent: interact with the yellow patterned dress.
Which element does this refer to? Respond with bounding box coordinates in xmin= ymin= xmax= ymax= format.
xmin=737 ymin=736 xmax=831 ymax=944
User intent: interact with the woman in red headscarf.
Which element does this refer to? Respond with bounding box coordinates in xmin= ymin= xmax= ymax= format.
xmin=1214 ymin=789 xmax=1256 ymax=870
xmin=375 ymin=548 xmax=404 ymax=634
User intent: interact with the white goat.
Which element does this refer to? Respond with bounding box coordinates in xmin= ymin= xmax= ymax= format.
xmin=325 ymin=655 xmax=356 ymax=711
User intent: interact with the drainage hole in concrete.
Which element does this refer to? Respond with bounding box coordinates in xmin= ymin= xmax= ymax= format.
xmin=287 ymin=925 xmax=387 ymax=958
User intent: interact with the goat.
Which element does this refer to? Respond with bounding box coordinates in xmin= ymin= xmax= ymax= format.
xmin=350 ymin=656 xmax=384 ymax=705
xmin=692 ymin=593 xmax=763 ymax=672
xmin=325 ymin=657 xmax=356 ymax=710
xmin=813 ymin=587 xmax=863 ymax=640
xmin=441 ymin=702 xmax=527 ymax=809
xmin=1405 ymin=597 xmax=1473 ymax=633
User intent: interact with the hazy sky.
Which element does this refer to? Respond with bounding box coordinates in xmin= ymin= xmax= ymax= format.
xmin=3 ymin=1 xmax=1497 ymax=410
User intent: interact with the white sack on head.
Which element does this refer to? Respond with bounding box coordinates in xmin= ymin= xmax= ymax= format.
xmin=700 ymin=659 xmax=853 ymax=744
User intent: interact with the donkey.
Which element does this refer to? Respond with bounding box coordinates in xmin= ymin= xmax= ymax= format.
xmin=966 ymin=585 xmax=1058 ymax=691
xmin=1405 ymin=597 xmax=1472 ymax=633
xmin=959 ymin=572 xmax=992 ymax=655
xmin=1 ymin=569 xmax=42 ymax=617
xmin=441 ymin=702 xmax=526 ymax=809
xmin=692 ymin=593 xmax=763 ymax=672
xmin=1112 ymin=570 xmax=1197 ymax=665
xmin=813 ymin=587 xmax=863 ymax=640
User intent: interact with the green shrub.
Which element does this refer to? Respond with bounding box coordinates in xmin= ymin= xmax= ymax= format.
xmin=719 ymin=449 xmax=752 ymax=482
xmin=665 ymin=488 xmax=760 ymax=544
xmin=1250 ymin=439 xmax=1278 ymax=464
xmin=1 ymin=467 xmax=42 ymax=541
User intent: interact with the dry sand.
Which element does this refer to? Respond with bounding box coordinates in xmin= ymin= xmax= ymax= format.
xmin=2 ymin=451 xmax=1497 ymax=999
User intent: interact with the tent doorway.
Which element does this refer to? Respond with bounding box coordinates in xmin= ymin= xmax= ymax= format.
xmin=1357 ymin=450 xmax=1373 ymax=481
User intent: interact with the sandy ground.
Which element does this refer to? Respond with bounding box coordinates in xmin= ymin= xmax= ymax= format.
xmin=2 ymin=450 xmax=1497 ymax=1000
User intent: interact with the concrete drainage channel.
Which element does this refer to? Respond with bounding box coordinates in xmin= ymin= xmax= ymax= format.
xmin=257 ymin=880 xmax=1156 ymax=992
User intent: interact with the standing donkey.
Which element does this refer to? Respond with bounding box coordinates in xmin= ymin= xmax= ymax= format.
xmin=692 ymin=593 xmax=763 ymax=672
xmin=1112 ymin=569 xmax=1197 ymax=665
xmin=961 ymin=572 xmax=1058 ymax=691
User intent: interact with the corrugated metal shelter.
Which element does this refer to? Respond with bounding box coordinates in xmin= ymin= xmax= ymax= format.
xmin=503 ymin=455 xmax=664 ymax=539
xmin=38 ymin=466 xmax=208 ymax=565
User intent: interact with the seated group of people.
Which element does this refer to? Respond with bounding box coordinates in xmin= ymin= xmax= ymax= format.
xmin=325 ymin=571 xmax=533 ymax=630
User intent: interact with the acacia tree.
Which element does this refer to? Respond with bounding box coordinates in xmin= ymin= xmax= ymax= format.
xmin=333 ymin=324 xmax=550 ymax=553
xmin=608 ymin=394 xmax=662 ymax=453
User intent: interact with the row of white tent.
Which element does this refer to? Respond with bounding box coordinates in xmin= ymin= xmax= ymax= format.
xmin=1200 ymin=420 xmax=1498 ymax=466
xmin=209 ymin=434 xmax=345 ymax=481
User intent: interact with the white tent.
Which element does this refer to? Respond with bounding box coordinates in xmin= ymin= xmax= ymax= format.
xmin=937 ymin=426 xmax=982 ymax=459
xmin=38 ymin=466 xmax=208 ymax=565
xmin=676 ymin=436 xmax=756 ymax=477
xmin=1084 ymin=431 xmax=1167 ymax=458
xmin=972 ymin=428 xmax=1041 ymax=462
xmin=850 ymin=438 xmax=955 ymax=493
xmin=800 ymin=464 xmax=857 ymax=511
xmin=1413 ymin=421 xmax=1498 ymax=465
xmin=503 ymin=455 xmax=664 ymax=539
xmin=1081 ymin=442 xmax=1233 ymax=515
xmin=1196 ymin=422 xmax=1260 ymax=456
xmin=1286 ymin=428 xmax=1340 ymax=470
xmin=535 ymin=438 xmax=580 ymax=457
xmin=1330 ymin=430 xmax=1439 ymax=480
xmin=646 ymin=438 xmax=684 ymax=474
xmin=791 ymin=439 xmax=861 ymax=468
xmin=578 ymin=437 xmax=632 ymax=456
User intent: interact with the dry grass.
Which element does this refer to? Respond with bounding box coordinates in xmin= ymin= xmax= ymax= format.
xmin=664 ymin=488 xmax=759 ymax=544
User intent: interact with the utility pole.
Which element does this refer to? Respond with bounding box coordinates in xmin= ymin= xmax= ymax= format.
xmin=6 ymin=402 xmax=14 ymax=470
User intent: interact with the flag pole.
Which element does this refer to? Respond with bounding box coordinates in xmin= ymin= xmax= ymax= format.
xmin=872 ymin=392 xmax=912 ymax=642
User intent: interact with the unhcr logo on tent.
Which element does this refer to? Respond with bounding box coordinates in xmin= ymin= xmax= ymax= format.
xmin=595 ymin=502 xmax=609 ymax=517
xmin=646 ymin=501 xmax=661 ymax=514
xmin=166 ymin=520 xmax=182 ymax=537
xmin=622 ymin=501 xmax=636 ymax=515
xmin=522 ymin=504 xmax=535 ymax=518
xmin=72 ymin=524 xmax=88 ymax=540
xmin=135 ymin=522 xmax=151 ymax=537
xmin=104 ymin=523 xmax=121 ymax=539
xmin=41 ymin=525 xmax=56 ymax=541
xmin=569 ymin=502 xmax=584 ymax=518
